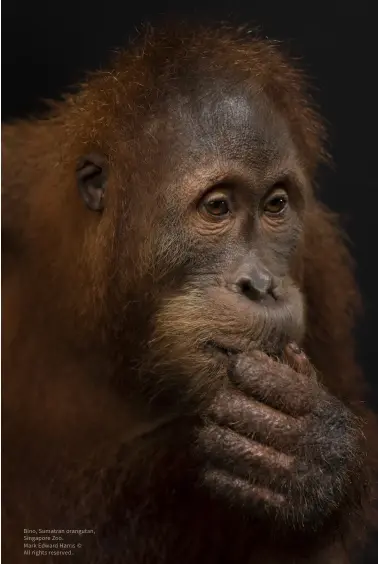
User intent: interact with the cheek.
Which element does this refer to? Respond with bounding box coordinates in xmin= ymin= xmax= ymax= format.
xmin=289 ymin=244 xmax=305 ymax=287
xmin=259 ymin=222 xmax=303 ymax=276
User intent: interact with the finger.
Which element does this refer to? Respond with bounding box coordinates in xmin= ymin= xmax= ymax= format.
xmin=201 ymin=466 xmax=285 ymax=514
xmin=197 ymin=423 xmax=294 ymax=485
xmin=283 ymin=343 xmax=315 ymax=376
xmin=207 ymin=388 xmax=303 ymax=452
xmin=230 ymin=352 xmax=318 ymax=416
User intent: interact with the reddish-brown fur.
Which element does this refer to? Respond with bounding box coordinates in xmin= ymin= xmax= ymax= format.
xmin=2 ymin=24 xmax=377 ymax=563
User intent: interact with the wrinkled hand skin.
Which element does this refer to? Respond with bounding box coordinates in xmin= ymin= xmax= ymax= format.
xmin=195 ymin=345 xmax=366 ymax=531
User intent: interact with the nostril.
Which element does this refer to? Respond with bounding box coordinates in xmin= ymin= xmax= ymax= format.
xmin=236 ymin=271 xmax=276 ymax=302
xmin=237 ymin=276 xmax=263 ymax=301
xmin=239 ymin=276 xmax=253 ymax=294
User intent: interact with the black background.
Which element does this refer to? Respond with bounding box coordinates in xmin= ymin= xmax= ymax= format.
xmin=2 ymin=1 xmax=377 ymax=561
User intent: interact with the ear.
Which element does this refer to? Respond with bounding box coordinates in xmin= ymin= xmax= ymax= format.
xmin=76 ymin=152 xmax=107 ymax=212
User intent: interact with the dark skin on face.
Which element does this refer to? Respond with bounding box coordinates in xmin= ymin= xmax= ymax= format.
xmin=2 ymin=25 xmax=377 ymax=564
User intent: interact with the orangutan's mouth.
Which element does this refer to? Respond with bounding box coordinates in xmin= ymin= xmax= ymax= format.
xmin=205 ymin=337 xmax=289 ymax=360
xmin=205 ymin=340 xmax=242 ymax=358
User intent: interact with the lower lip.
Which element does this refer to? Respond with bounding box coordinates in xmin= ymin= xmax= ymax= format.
xmin=205 ymin=341 xmax=240 ymax=357
xmin=205 ymin=339 xmax=289 ymax=360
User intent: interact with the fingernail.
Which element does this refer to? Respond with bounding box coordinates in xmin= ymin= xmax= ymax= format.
xmin=288 ymin=342 xmax=302 ymax=355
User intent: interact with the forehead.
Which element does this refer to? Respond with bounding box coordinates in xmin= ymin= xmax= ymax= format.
xmin=151 ymin=78 xmax=298 ymax=183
